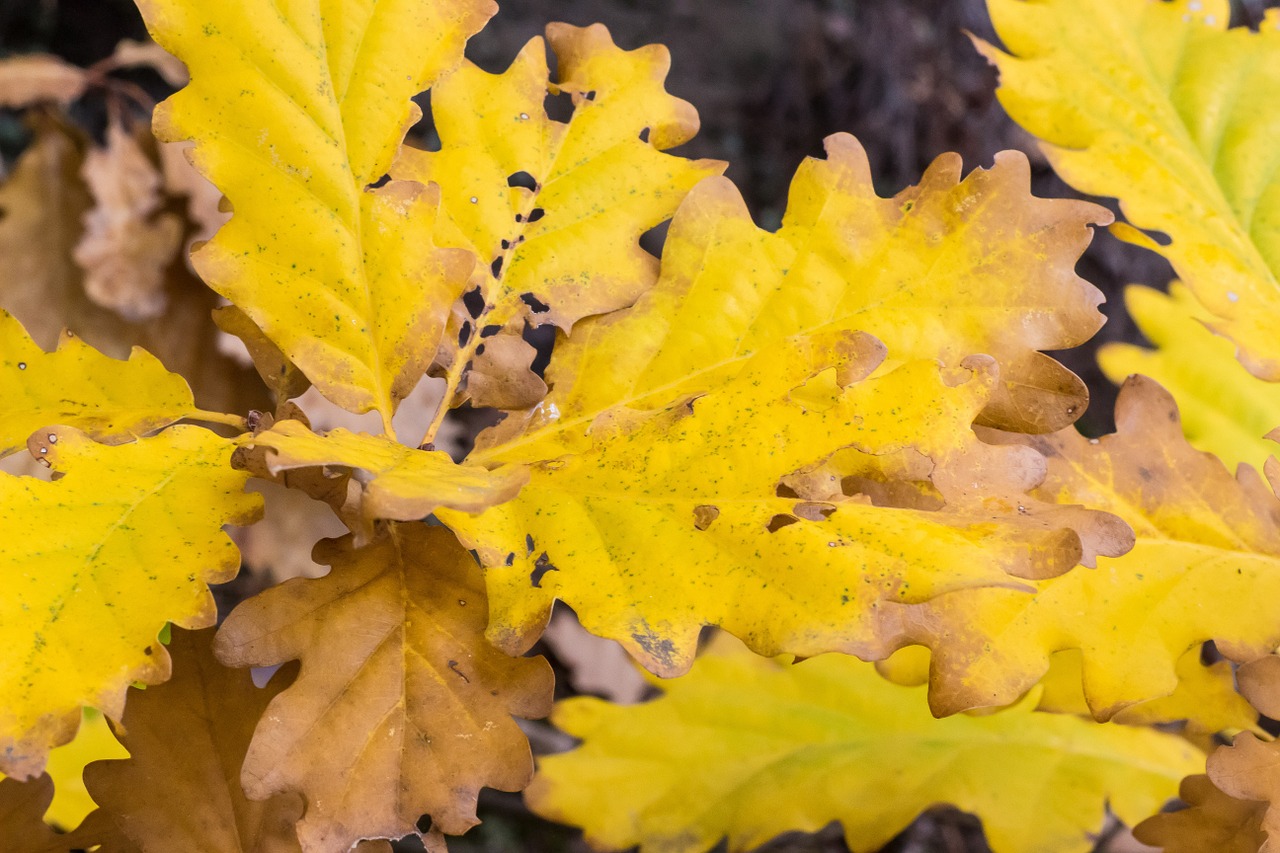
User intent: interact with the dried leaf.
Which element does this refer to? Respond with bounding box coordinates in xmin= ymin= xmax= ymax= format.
xmin=1134 ymin=773 xmax=1267 ymax=853
xmin=215 ymin=524 xmax=553 ymax=850
xmin=0 ymin=775 xmax=80 ymax=853
xmin=73 ymin=120 xmax=183 ymax=322
xmin=82 ymin=628 xmax=304 ymax=853
xmin=0 ymin=55 xmax=86 ymax=108
xmin=1206 ymin=733 xmax=1280 ymax=852
xmin=106 ymin=38 xmax=187 ymax=86
xmin=0 ymin=426 xmax=261 ymax=777
xmin=1099 ymin=284 xmax=1280 ymax=474
xmin=531 ymin=635 xmax=1201 ymax=853
xmin=981 ymin=0 xmax=1280 ymax=378
xmin=139 ymin=0 xmax=493 ymax=425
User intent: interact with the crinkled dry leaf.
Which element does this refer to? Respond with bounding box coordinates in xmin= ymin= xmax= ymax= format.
xmin=0 ymin=426 xmax=260 ymax=778
xmin=981 ymin=0 xmax=1280 ymax=378
xmin=1099 ymin=284 xmax=1280 ymax=473
xmin=83 ymin=628 xmax=304 ymax=853
xmin=1205 ymin=734 xmax=1280 ymax=853
xmin=215 ymin=524 xmax=553 ymax=850
xmin=1239 ymin=655 xmax=1280 ymax=720
xmin=0 ymin=55 xmax=86 ymax=108
xmin=874 ymin=376 xmax=1280 ymax=718
xmin=531 ymin=635 xmax=1201 ymax=853
xmin=1134 ymin=773 xmax=1266 ymax=853
xmin=139 ymin=0 xmax=492 ymax=426
xmin=241 ymin=419 xmax=528 ymax=522
xmin=0 ymin=310 xmax=196 ymax=459
xmin=73 ymin=120 xmax=183 ymax=322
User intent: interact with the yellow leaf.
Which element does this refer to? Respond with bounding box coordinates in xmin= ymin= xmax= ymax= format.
xmin=138 ymin=0 xmax=492 ymax=427
xmin=443 ymin=140 xmax=1123 ymax=675
xmin=242 ymin=419 xmax=529 ymax=521
xmin=1099 ymin=284 xmax=1280 ymax=474
xmin=214 ymin=524 xmax=553 ymax=850
xmin=0 ymin=310 xmax=196 ymax=458
xmin=0 ymin=426 xmax=261 ymax=777
xmin=38 ymin=709 xmax=128 ymax=831
xmin=82 ymin=629 xmax=304 ymax=852
xmin=530 ymin=635 xmax=1201 ymax=853
xmin=392 ymin=23 xmax=724 ymax=335
xmin=873 ymin=377 xmax=1280 ymax=719
xmin=445 ymin=328 xmax=1125 ymax=676
xmin=981 ymin=0 xmax=1280 ymax=378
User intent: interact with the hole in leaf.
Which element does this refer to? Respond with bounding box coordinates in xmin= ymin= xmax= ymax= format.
xmin=775 ymin=483 xmax=800 ymax=499
xmin=480 ymin=324 xmax=502 ymax=338
xmin=521 ymin=293 xmax=550 ymax=314
xmin=462 ymin=287 xmax=485 ymax=319
xmin=501 ymin=238 xmax=511 ymax=250
xmin=525 ymin=533 xmax=536 ymax=555
xmin=458 ymin=320 xmax=472 ymax=348
xmin=527 ymin=207 xmax=546 ymax=223
xmin=416 ymin=814 xmax=433 ymax=833
xmin=530 ymin=552 xmax=558 ymax=587
xmin=693 ymin=505 xmax=720 ymax=531
xmin=475 ymin=343 xmax=486 ymax=356
xmin=544 ymin=90 xmax=574 ymax=122
xmin=504 ymin=552 xmax=515 ymax=566
xmin=638 ymin=126 xmax=651 ymax=143
xmin=766 ymin=514 xmax=799 ymax=532
xmin=366 ymin=173 xmax=391 ymax=190
xmin=507 ymin=171 xmax=538 ymax=191
xmin=491 ymin=256 xmax=504 ymax=278
xmin=584 ymin=89 xmax=597 ymax=101
xmin=524 ymin=321 xmax=556 ymax=376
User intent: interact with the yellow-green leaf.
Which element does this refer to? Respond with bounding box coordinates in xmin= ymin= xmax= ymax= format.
xmin=138 ymin=0 xmax=491 ymax=426
xmin=0 ymin=310 xmax=196 ymax=458
xmin=530 ymin=636 xmax=1201 ymax=853
xmin=38 ymin=709 xmax=127 ymax=832
xmin=981 ymin=0 xmax=1280 ymax=378
xmin=1099 ymin=283 xmax=1280 ymax=474
xmin=215 ymin=524 xmax=553 ymax=850
xmin=873 ymin=377 xmax=1280 ymax=719
xmin=0 ymin=426 xmax=261 ymax=778
xmin=241 ymin=419 xmax=529 ymax=521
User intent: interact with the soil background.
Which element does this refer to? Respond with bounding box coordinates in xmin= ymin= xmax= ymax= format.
xmin=4 ymin=1 xmax=1280 ymax=851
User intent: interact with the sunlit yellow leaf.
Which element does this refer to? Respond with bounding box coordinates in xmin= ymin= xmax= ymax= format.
xmin=0 ymin=310 xmax=196 ymax=458
xmin=38 ymin=709 xmax=128 ymax=831
xmin=0 ymin=426 xmax=260 ymax=778
xmin=442 ymin=139 xmax=1123 ymax=675
xmin=1099 ymin=284 xmax=1280 ymax=474
xmin=873 ymin=377 xmax=1280 ymax=719
xmin=981 ymin=0 xmax=1280 ymax=378
xmin=530 ymin=635 xmax=1201 ymax=853
xmin=138 ymin=0 xmax=492 ymax=426
xmin=242 ymin=419 xmax=528 ymax=521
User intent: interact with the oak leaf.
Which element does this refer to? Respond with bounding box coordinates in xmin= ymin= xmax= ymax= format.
xmin=0 ymin=426 xmax=261 ymax=778
xmin=1202 ymin=734 xmax=1280 ymax=853
xmin=72 ymin=120 xmax=183 ymax=322
xmin=1099 ymin=284 xmax=1280 ymax=474
xmin=82 ymin=628 xmax=304 ymax=853
xmin=0 ymin=55 xmax=86 ymax=108
xmin=0 ymin=310 xmax=196 ymax=459
xmin=214 ymin=524 xmax=553 ymax=850
xmin=391 ymin=23 xmax=724 ymax=405
xmin=530 ymin=635 xmax=1201 ymax=853
xmin=0 ymin=774 xmax=125 ymax=853
xmin=138 ymin=0 xmax=492 ymax=426
xmin=443 ymin=140 xmax=1121 ymax=674
xmin=1133 ymin=773 xmax=1267 ymax=853
xmin=873 ymin=376 xmax=1280 ymax=718
xmin=981 ymin=0 xmax=1280 ymax=378
xmin=27 ymin=709 xmax=129 ymax=832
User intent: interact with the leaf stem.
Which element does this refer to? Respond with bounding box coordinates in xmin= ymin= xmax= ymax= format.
xmin=188 ymin=409 xmax=250 ymax=431
xmin=419 ymin=327 xmax=485 ymax=448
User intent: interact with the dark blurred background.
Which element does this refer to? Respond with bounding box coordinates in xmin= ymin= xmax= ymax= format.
xmin=3 ymin=2 xmax=1279 ymax=850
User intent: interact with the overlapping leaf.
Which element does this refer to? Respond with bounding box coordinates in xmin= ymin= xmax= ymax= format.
xmin=982 ymin=0 xmax=1280 ymax=378
xmin=27 ymin=709 xmax=129 ymax=831
xmin=531 ymin=636 xmax=1201 ymax=853
xmin=0 ymin=426 xmax=260 ymax=777
xmin=0 ymin=310 xmax=196 ymax=458
xmin=1099 ymin=284 xmax=1280 ymax=473
xmin=241 ymin=419 xmax=528 ymax=523
xmin=82 ymin=629 xmax=304 ymax=852
xmin=872 ymin=377 xmax=1280 ymax=718
xmin=392 ymin=23 xmax=724 ymax=411
xmin=138 ymin=0 xmax=492 ymax=425
xmin=441 ymin=138 xmax=1122 ymax=675
xmin=214 ymin=524 xmax=553 ymax=850
xmin=1134 ymin=773 xmax=1267 ymax=853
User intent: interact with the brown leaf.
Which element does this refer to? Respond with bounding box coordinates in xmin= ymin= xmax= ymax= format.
xmin=214 ymin=524 xmax=553 ymax=850
xmin=1240 ymin=655 xmax=1280 ymax=720
xmin=0 ymin=119 xmax=269 ymax=417
xmin=82 ymin=628 xmax=304 ymax=852
xmin=213 ymin=305 xmax=311 ymax=404
xmin=1204 ymin=733 xmax=1280 ymax=853
xmin=0 ymin=775 xmax=68 ymax=853
xmin=0 ymin=55 xmax=86 ymax=109
xmin=463 ymin=333 xmax=547 ymax=410
xmin=1133 ymin=773 xmax=1266 ymax=853
xmin=73 ymin=119 xmax=183 ymax=322
xmin=106 ymin=39 xmax=187 ymax=87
